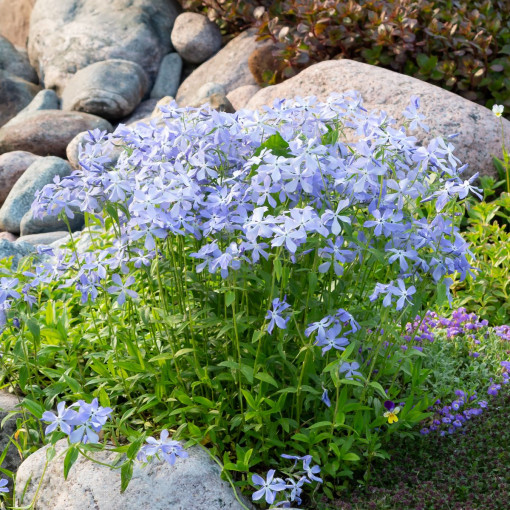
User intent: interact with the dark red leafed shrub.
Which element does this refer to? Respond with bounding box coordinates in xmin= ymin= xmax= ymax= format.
xmin=182 ymin=0 xmax=510 ymax=114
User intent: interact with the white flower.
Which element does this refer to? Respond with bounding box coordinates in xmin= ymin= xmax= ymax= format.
xmin=492 ymin=104 xmax=504 ymax=118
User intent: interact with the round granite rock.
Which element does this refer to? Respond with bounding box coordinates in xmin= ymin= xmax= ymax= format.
xmin=0 ymin=156 xmax=72 ymax=234
xmin=171 ymin=12 xmax=222 ymax=64
xmin=62 ymin=59 xmax=149 ymax=120
xmin=28 ymin=0 xmax=180 ymax=94
xmin=0 ymin=110 xmax=112 ymax=157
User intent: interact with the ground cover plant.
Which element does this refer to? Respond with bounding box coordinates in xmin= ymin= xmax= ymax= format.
xmin=183 ymin=0 xmax=510 ymax=114
xmin=0 ymin=94 xmax=488 ymax=507
xmin=328 ymin=389 xmax=510 ymax=510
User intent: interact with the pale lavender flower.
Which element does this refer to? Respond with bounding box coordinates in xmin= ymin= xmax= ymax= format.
xmin=42 ymin=401 xmax=78 ymax=436
xmin=321 ymin=388 xmax=331 ymax=407
xmin=252 ymin=469 xmax=287 ymax=505
xmin=339 ymin=361 xmax=361 ymax=380
xmin=302 ymin=455 xmax=323 ymax=483
xmin=107 ymin=274 xmax=138 ymax=305
xmin=137 ymin=430 xmax=188 ymax=466
xmin=266 ymin=297 xmax=291 ymax=334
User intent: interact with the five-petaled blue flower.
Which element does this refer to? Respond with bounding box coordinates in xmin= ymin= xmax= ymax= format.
xmin=265 ymin=297 xmax=291 ymax=334
xmin=137 ymin=429 xmax=189 ymax=466
xmin=252 ymin=469 xmax=287 ymax=505
xmin=107 ymin=274 xmax=138 ymax=305
xmin=339 ymin=361 xmax=361 ymax=380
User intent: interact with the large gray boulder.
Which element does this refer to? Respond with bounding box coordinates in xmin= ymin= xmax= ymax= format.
xmin=28 ymin=0 xmax=180 ymax=94
xmin=62 ymin=59 xmax=149 ymax=120
xmin=3 ymin=89 xmax=59 ymax=128
xmin=176 ymin=29 xmax=263 ymax=107
xmin=150 ymin=53 xmax=182 ymax=99
xmin=245 ymin=59 xmax=510 ymax=179
xmin=0 ymin=151 xmax=40 ymax=206
xmin=0 ymin=110 xmax=112 ymax=157
xmin=0 ymin=35 xmax=37 ymax=82
xmin=16 ymin=440 xmax=251 ymax=510
xmin=0 ymin=157 xmax=72 ymax=234
xmin=0 ymin=70 xmax=40 ymax=127
xmin=171 ymin=12 xmax=222 ymax=64
xmin=0 ymin=238 xmax=34 ymax=268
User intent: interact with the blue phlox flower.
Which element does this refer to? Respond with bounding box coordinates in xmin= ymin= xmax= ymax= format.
xmin=107 ymin=273 xmax=138 ymax=305
xmin=252 ymin=469 xmax=287 ymax=505
xmin=390 ymin=279 xmax=416 ymax=310
xmin=0 ymin=478 xmax=8 ymax=494
xmin=0 ymin=277 xmax=20 ymax=304
xmin=322 ymin=199 xmax=351 ymax=235
xmin=305 ymin=316 xmax=334 ymax=339
xmin=266 ymin=297 xmax=291 ymax=334
xmin=42 ymin=401 xmax=78 ymax=436
xmin=402 ymin=95 xmax=429 ymax=132
xmin=284 ymin=476 xmax=309 ymax=505
xmin=69 ymin=421 xmax=100 ymax=444
xmin=137 ymin=430 xmax=188 ymax=466
xmin=321 ymin=388 xmax=331 ymax=407
xmin=339 ymin=361 xmax=362 ymax=380
xmin=302 ymin=456 xmax=323 ymax=483
xmin=314 ymin=324 xmax=349 ymax=355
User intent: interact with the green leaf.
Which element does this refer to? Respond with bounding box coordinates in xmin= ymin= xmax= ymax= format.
xmin=255 ymin=372 xmax=279 ymax=388
xmin=254 ymin=132 xmax=290 ymax=158
xmin=499 ymin=44 xmax=510 ymax=56
xmin=121 ymin=461 xmax=134 ymax=493
xmin=64 ymin=446 xmax=79 ymax=480
xmin=98 ymin=388 xmax=111 ymax=408
xmin=46 ymin=445 xmax=56 ymax=462
xmin=127 ymin=437 xmax=145 ymax=460
xmin=273 ymin=258 xmax=282 ymax=281
xmin=22 ymin=398 xmax=44 ymax=419
xmin=368 ymin=381 xmax=387 ymax=399
xmin=241 ymin=389 xmax=259 ymax=410
xmin=225 ymin=291 xmax=235 ymax=308
xmin=343 ymin=452 xmax=360 ymax=462
xmin=62 ymin=374 xmax=82 ymax=394
xmin=26 ymin=318 xmax=40 ymax=344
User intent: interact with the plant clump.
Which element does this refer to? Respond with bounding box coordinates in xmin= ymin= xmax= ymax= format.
xmin=0 ymin=94 xmax=485 ymax=506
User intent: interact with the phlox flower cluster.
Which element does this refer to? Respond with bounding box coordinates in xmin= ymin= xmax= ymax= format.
xmin=26 ymin=93 xmax=476 ymax=320
xmin=41 ymin=398 xmax=112 ymax=444
xmin=252 ymin=454 xmax=322 ymax=507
